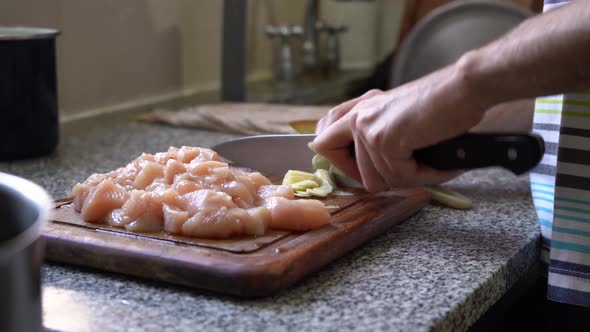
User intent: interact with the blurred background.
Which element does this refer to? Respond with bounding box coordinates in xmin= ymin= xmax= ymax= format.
xmin=0 ymin=0 xmax=541 ymax=121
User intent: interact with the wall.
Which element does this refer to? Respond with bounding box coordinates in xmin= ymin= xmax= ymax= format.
xmin=0 ymin=0 xmax=402 ymax=119
xmin=322 ymin=0 xmax=404 ymax=69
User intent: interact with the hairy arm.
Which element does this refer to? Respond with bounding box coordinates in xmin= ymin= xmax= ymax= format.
xmin=470 ymin=99 xmax=534 ymax=132
xmin=461 ymin=0 xmax=590 ymax=106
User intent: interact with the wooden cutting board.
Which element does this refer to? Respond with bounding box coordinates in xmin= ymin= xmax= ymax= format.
xmin=43 ymin=188 xmax=430 ymax=297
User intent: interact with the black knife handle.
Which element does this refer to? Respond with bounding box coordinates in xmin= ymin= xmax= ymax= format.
xmin=413 ymin=133 xmax=545 ymax=175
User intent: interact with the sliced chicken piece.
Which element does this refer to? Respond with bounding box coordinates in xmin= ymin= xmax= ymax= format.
xmin=166 ymin=146 xmax=180 ymax=160
xmin=222 ymin=180 xmax=256 ymax=208
xmin=265 ymin=197 xmax=331 ymax=232
xmin=145 ymin=180 xmax=170 ymax=193
xmin=115 ymin=188 xmax=182 ymax=232
xmin=177 ymin=146 xmax=201 ymax=163
xmin=105 ymin=208 xmax=133 ymax=227
xmin=180 ymin=206 xmax=270 ymax=238
xmin=189 ymin=161 xmax=228 ymax=176
xmin=173 ymin=179 xmax=204 ymax=195
xmin=134 ymin=161 xmax=164 ymax=189
xmin=163 ymin=204 xmax=189 ymax=234
xmin=120 ymin=190 xmax=150 ymax=221
xmin=72 ymin=183 xmax=90 ymax=212
xmin=125 ymin=212 xmax=162 ymax=232
xmin=182 ymin=189 xmax=236 ymax=216
xmin=234 ymin=174 xmax=257 ymax=196
xmin=114 ymin=162 xmax=141 ymax=190
xmin=154 ymin=152 xmax=171 ymax=165
xmin=244 ymin=206 xmax=271 ymax=235
xmin=81 ymin=179 xmax=129 ymax=222
xmin=81 ymin=171 xmax=115 ymax=187
xmin=164 ymin=159 xmax=187 ymax=184
xmin=181 ymin=207 xmax=236 ymax=238
xmin=139 ymin=152 xmax=156 ymax=162
xmin=193 ymin=148 xmax=222 ymax=162
xmin=257 ymin=185 xmax=295 ymax=202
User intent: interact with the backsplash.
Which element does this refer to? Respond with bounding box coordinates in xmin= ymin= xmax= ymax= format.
xmin=0 ymin=0 xmax=402 ymax=118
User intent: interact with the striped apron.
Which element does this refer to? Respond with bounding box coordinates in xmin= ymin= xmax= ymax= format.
xmin=530 ymin=0 xmax=590 ymax=307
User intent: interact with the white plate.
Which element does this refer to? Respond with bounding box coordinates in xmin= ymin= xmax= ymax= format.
xmin=392 ymin=0 xmax=533 ymax=87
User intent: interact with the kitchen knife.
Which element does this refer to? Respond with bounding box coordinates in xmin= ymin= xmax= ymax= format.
xmin=211 ymin=133 xmax=545 ymax=178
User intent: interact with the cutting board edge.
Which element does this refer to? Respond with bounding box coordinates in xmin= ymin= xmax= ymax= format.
xmin=42 ymin=188 xmax=431 ymax=297
xmin=236 ymin=188 xmax=432 ymax=296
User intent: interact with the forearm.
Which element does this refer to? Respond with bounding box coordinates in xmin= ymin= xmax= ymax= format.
xmin=458 ymin=1 xmax=590 ymax=106
xmin=470 ymin=99 xmax=534 ymax=132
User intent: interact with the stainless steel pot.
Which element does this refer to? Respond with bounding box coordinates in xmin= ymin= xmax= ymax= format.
xmin=0 ymin=27 xmax=60 ymax=161
xmin=0 ymin=172 xmax=52 ymax=332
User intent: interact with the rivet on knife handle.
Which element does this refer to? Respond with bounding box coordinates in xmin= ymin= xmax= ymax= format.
xmin=413 ymin=133 xmax=545 ymax=175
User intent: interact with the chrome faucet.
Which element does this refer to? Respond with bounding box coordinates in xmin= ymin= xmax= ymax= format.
xmin=265 ymin=0 xmax=349 ymax=80
xmin=302 ymin=0 xmax=320 ymax=70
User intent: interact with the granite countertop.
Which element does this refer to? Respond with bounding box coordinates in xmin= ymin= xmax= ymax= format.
xmin=0 ymin=114 xmax=540 ymax=332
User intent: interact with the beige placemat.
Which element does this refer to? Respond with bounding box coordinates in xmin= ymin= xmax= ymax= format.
xmin=135 ymin=103 xmax=330 ymax=135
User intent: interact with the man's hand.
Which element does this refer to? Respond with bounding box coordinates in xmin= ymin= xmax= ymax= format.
xmin=315 ymin=89 xmax=382 ymax=134
xmin=314 ymin=65 xmax=491 ymax=192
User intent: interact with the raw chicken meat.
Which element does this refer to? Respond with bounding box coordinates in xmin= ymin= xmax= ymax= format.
xmin=71 ymin=146 xmax=331 ymax=238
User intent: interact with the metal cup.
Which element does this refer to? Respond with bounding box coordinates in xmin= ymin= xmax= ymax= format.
xmin=0 ymin=172 xmax=52 ymax=332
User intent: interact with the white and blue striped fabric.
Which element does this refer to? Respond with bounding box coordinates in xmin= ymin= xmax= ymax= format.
xmin=529 ymin=0 xmax=590 ymax=307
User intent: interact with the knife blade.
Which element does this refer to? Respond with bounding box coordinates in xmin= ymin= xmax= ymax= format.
xmin=211 ymin=133 xmax=545 ymax=177
xmin=212 ymin=134 xmax=317 ymax=176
